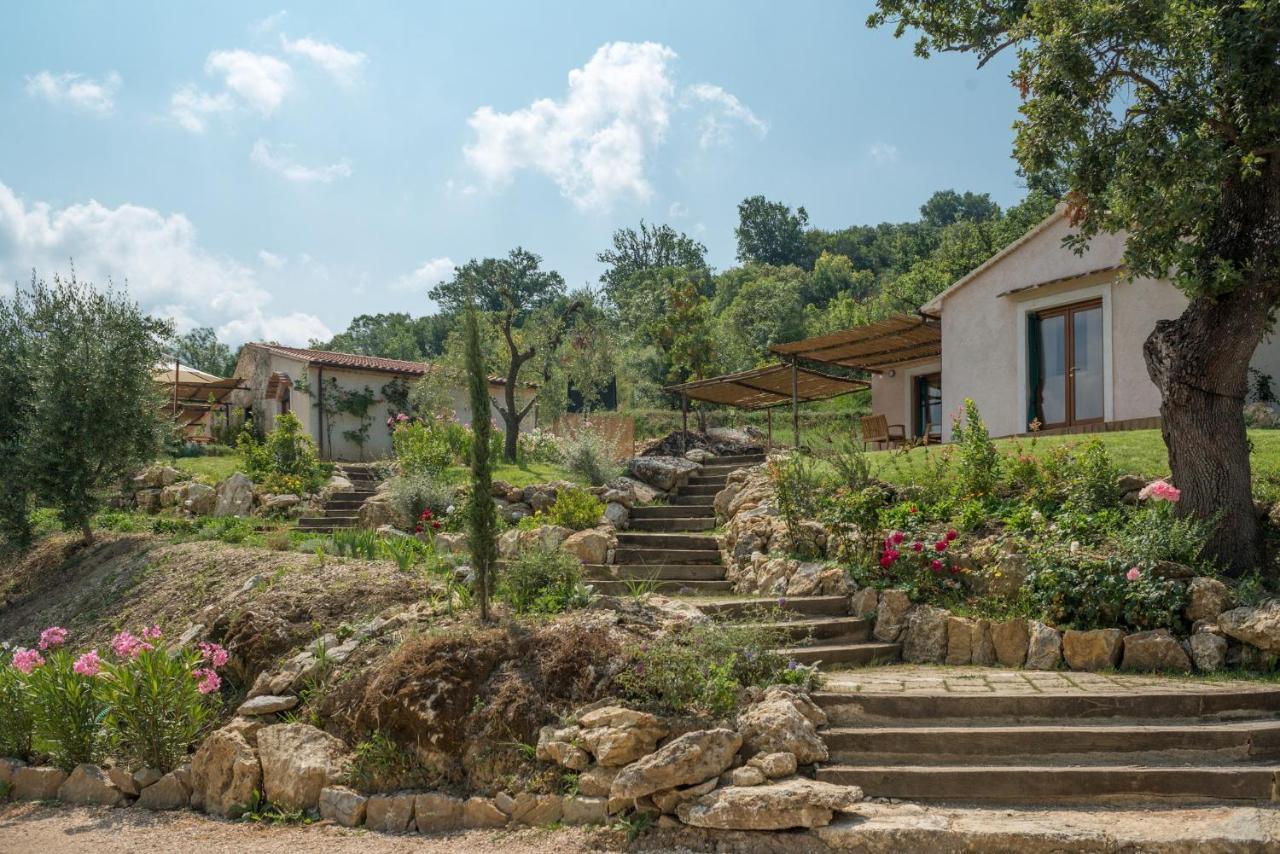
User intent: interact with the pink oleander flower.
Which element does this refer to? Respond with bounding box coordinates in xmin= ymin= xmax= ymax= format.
xmin=930 ymin=559 xmax=944 ymax=573
xmin=73 ymin=650 xmax=102 ymax=677
xmin=934 ymin=540 xmax=948 ymax=552
xmin=890 ymin=531 xmax=905 ymax=544
xmin=1139 ymin=480 xmax=1181 ymax=503
xmin=198 ymin=641 xmax=229 ymax=669
xmin=143 ymin=625 xmax=163 ymax=641
xmin=396 ymin=412 xmax=409 ymax=422
xmin=111 ymin=631 xmax=153 ymax=659
xmin=1126 ymin=567 xmax=1142 ymax=582
xmin=945 ymin=529 xmax=958 ymax=542
xmin=12 ymin=648 xmax=44 ymax=674
xmin=38 ymin=626 xmax=67 ymax=650
xmin=911 ymin=541 xmax=923 ymax=552
xmin=193 ymin=667 xmax=221 ymax=695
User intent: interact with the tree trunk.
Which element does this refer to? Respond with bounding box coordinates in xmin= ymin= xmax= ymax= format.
xmin=1144 ymin=167 xmax=1280 ymax=576
xmin=503 ymin=379 xmax=519 ymax=463
xmin=80 ymin=520 xmax=94 ymax=546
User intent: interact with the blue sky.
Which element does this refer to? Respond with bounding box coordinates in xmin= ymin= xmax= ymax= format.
xmin=0 ymin=1 xmax=1026 ymax=345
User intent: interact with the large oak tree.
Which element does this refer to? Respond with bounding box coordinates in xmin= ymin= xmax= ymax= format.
xmin=871 ymin=0 xmax=1280 ymax=575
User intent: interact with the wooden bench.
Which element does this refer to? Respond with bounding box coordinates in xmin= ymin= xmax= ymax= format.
xmin=860 ymin=414 xmax=907 ymax=450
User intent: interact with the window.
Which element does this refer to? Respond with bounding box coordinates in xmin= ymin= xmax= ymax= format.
xmin=913 ymin=372 xmax=942 ymax=439
xmin=1027 ymin=298 xmax=1103 ymax=429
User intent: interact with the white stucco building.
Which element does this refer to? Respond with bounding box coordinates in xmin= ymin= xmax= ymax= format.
xmin=233 ymin=343 xmax=536 ymax=461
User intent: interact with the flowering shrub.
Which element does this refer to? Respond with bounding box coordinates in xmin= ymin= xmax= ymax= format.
xmin=0 ymin=656 xmax=35 ymax=759
xmin=517 ymin=427 xmax=563 ymax=464
xmin=558 ymin=427 xmax=620 ymax=486
xmin=386 ymin=470 xmax=456 ymax=526
xmin=25 ymin=630 xmax=104 ymax=770
xmin=1022 ymin=552 xmax=1189 ymax=632
xmin=392 ymin=421 xmax=452 ymax=477
xmin=237 ymin=412 xmax=330 ymax=495
xmin=876 ymin=526 xmax=963 ymax=600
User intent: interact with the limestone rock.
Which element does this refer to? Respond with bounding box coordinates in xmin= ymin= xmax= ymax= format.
xmin=1190 ymin=632 xmax=1228 ymax=672
xmin=627 ymin=456 xmax=699 ymax=491
xmin=1218 ymin=603 xmax=1280 ymax=655
xmin=748 ymin=752 xmax=797 ymax=779
xmin=902 ymin=606 xmax=949 ymax=664
xmin=991 ymin=619 xmax=1029 ymax=667
xmin=536 ymin=725 xmax=590 ymax=770
xmin=13 ymin=766 xmax=66 ymax=800
xmin=1025 ymin=621 xmax=1062 ymax=670
xmin=0 ymin=758 xmax=26 ymax=788
xmin=435 ymin=531 xmax=468 ymax=555
xmin=214 ymin=472 xmax=254 ymax=517
xmin=135 ymin=772 xmax=190 ymax=810
xmin=58 ymin=764 xmax=126 ymax=806
xmin=107 ymin=765 xmax=140 ymax=797
xmin=365 ymin=793 xmax=415 ymax=833
xmin=786 ymin=562 xmax=847 ymax=597
xmin=1122 ymin=629 xmax=1193 ymax=672
xmin=676 ymin=778 xmax=863 ymax=830
xmin=731 ymin=766 xmax=767 ymax=787
xmin=1185 ymin=577 xmax=1231 ymax=623
xmin=873 ymin=589 xmax=911 ymax=642
xmin=185 ymin=482 xmax=217 ymax=515
xmin=509 ymin=792 xmax=564 ymax=825
xmin=1062 ymin=629 xmax=1125 ymax=671
xmin=319 ymin=785 xmax=367 ymax=827
xmin=971 ymin=619 xmax=997 ymax=666
xmin=562 ymin=528 xmax=611 ymax=565
xmin=736 ymin=688 xmax=828 ymax=765
xmin=257 ymin=723 xmax=350 ymax=812
xmin=603 ymin=502 xmax=629 ymax=528
xmin=262 ymin=493 xmax=300 ymax=513
xmin=236 ymin=694 xmax=299 ymax=716
xmin=611 ymin=728 xmax=742 ymax=800
xmin=562 ymin=795 xmax=608 ymax=825
xmin=850 ymin=587 xmax=878 ymax=619
xmin=577 ymin=764 xmax=620 ymax=797
xmin=685 ymin=448 xmax=716 ymax=463
xmin=462 ymin=796 xmax=508 ymax=828
xmin=414 ymin=792 xmax=463 ymax=832
xmin=577 ymin=706 xmax=668 ymax=767
xmin=358 ymin=496 xmax=407 ymax=530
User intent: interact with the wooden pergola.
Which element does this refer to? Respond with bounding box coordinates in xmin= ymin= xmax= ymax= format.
xmin=155 ymin=363 xmax=247 ymax=440
xmin=665 ymin=363 xmax=869 ymax=450
xmin=770 ymin=314 xmax=942 ymax=373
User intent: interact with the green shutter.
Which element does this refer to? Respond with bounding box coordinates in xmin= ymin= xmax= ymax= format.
xmin=1026 ymin=313 xmax=1042 ymax=429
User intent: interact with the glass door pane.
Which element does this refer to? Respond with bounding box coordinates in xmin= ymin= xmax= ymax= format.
xmin=1039 ymin=314 xmax=1067 ymax=426
xmin=1072 ymin=306 xmax=1103 ymax=422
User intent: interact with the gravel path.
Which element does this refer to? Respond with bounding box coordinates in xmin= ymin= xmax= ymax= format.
xmin=0 ymin=803 xmax=609 ymax=854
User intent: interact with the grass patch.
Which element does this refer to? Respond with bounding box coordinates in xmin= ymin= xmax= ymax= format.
xmin=169 ymin=454 xmax=244 ymax=484
xmin=443 ymin=460 xmax=584 ymax=488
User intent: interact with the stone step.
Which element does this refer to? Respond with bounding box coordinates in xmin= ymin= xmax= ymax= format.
xmin=329 ymin=490 xmax=376 ymax=502
xmin=678 ymin=484 xmax=722 ymax=497
xmin=669 ymin=495 xmax=716 ymax=507
xmin=297 ymin=518 xmax=357 ymax=530
xmin=697 ymin=595 xmax=851 ymax=619
xmin=616 ymin=532 xmax=718 ymax=549
xmin=824 ymin=721 xmax=1280 ymax=763
xmin=588 ymin=579 xmax=735 ymax=595
xmin=698 ymin=463 xmax=747 ymax=476
xmin=815 ymin=763 xmax=1280 ymax=802
xmin=708 ymin=454 xmax=766 ymax=465
xmin=324 ymin=500 xmax=366 ymax=511
xmin=614 ymin=548 xmax=722 ymax=565
xmin=813 ymin=688 xmax=1280 ymax=725
xmin=629 ymin=505 xmax=715 ymax=520
xmin=687 ymin=475 xmax=729 ymax=487
xmin=583 ymin=563 xmax=727 ymax=581
xmin=778 ymin=642 xmax=901 ymax=668
xmin=753 ymin=616 xmax=872 ymax=644
xmin=626 ymin=518 xmax=716 ymax=532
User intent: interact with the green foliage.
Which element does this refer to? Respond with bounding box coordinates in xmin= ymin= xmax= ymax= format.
xmin=463 ymin=303 xmax=499 ymax=621
xmin=950 ymin=399 xmax=1000 ymax=499
xmin=544 ymin=487 xmax=606 ymax=531
xmin=386 ymin=471 xmax=456 ymax=525
xmin=197 ymin=516 xmax=255 ymax=544
xmin=617 ymin=622 xmax=820 ymax=716
xmin=317 ymin=312 xmax=452 ymax=363
xmin=768 ymin=453 xmax=825 ymax=557
xmin=98 ymin=645 xmax=214 ymax=772
xmin=345 ymin=731 xmax=442 ymax=793
xmin=2 ymin=274 xmax=171 ymax=544
xmin=237 ymin=412 xmax=329 ymax=495
xmin=1118 ymin=501 xmax=1216 ymax=571
xmin=27 ymin=649 xmax=105 ymax=770
xmin=378 ymin=535 xmax=430 ymax=572
xmin=516 ymin=427 xmax=564 ymax=465
xmin=0 ymin=663 xmax=34 ymax=760
xmin=498 ymin=544 xmax=591 ymax=615
xmin=174 ymin=326 xmax=238 ymax=376
xmin=328 ymin=528 xmax=381 ymax=559
xmin=391 ymin=421 xmax=453 ymax=477
xmin=735 ymin=195 xmax=811 ymax=267
xmin=1023 ymin=552 xmax=1189 ymax=633
xmin=558 ymin=429 xmax=620 ymax=486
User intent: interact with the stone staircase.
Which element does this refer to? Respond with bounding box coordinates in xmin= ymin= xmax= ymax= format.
xmin=296 ymin=464 xmax=382 ymax=534
xmin=812 ymin=683 xmax=1280 ymax=803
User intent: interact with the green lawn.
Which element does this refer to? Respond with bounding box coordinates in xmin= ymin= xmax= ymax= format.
xmin=444 ymin=460 xmax=584 ymax=487
xmin=169 ymin=454 xmax=244 ymax=483
xmin=860 ymin=428 xmax=1280 ymax=486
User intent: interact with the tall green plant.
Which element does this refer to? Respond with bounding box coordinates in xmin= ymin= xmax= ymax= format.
xmin=0 ymin=663 xmax=34 ymax=760
xmin=464 ymin=303 xmax=498 ymax=622
xmin=27 ymin=648 xmax=104 ymax=770
xmin=0 ymin=292 xmax=34 ymax=546
xmin=99 ymin=644 xmax=214 ymax=772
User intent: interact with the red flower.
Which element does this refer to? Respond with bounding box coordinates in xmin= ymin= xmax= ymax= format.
xmin=431 ymin=520 xmax=441 ymax=530
xmin=934 ymin=540 xmax=948 ymax=552
xmin=420 ymin=509 xmax=433 ymax=520
xmin=890 ymin=531 xmax=905 ymax=544
xmin=911 ymin=542 xmax=923 ymax=552
xmin=945 ymin=529 xmax=958 ymax=542
xmin=414 ymin=523 xmax=424 ymax=533
xmin=908 ymin=505 xmax=919 ymax=514
xmin=930 ymin=559 xmax=943 ymax=572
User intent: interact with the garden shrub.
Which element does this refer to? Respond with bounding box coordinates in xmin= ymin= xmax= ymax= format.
xmin=198 ymin=515 xmax=255 ymax=544
xmin=559 ymin=428 xmax=620 ymax=486
xmin=345 ymin=730 xmax=443 ymax=793
xmin=24 ymin=631 xmax=105 ymax=770
xmin=498 ymin=544 xmax=591 ymax=614
xmin=873 ymin=524 xmax=964 ymax=601
xmin=386 ymin=470 xmax=456 ymax=523
xmin=544 ymin=487 xmax=605 ymax=531
xmin=818 ymin=486 xmax=885 ymax=567
xmin=0 ymin=660 xmax=34 ymax=760
xmin=517 ymin=427 xmax=564 ymax=464
xmin=950 ymin=398 xmax=1000 ymax=499
xmin=391 ymin=421 xmax=452 ymax=477
xmin=1118 ymin=497 xmax=1215 ymax=570
xmin=616 ymin=622 xmax=819 ymax=716
xmin=237 ymin=412 xmax=330 ymax=494
xmin=1022 ymin=551 xmax=1189 ymax=632
xmin=768 ymin=453 xmax=826 ymax=557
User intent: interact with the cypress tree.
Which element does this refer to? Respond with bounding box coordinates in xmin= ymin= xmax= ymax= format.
xmin=464 ymin=302 xmax=498 ymax=622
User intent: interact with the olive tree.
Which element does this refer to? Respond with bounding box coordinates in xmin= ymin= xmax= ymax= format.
xmin=870 ymin=0 xmax=1280 ymax=575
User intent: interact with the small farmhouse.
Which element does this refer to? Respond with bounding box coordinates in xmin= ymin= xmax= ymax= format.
xmin=233 ymin=343 xmax=536 ymax=460
xmin=840 ymin=207 xmax=1280 ymax=443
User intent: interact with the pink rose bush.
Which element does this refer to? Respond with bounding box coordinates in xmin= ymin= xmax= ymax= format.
xmin=877 ymin=526 xmax=964 ymax=596
xmin=1138 ymin=479 xmax=1181 ymax=503
xmin=3 ymin=624 xmax=227 ymax=771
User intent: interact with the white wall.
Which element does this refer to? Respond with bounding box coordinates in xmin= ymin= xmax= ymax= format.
xmin=869 ymin=358 xmax=942 ymax=439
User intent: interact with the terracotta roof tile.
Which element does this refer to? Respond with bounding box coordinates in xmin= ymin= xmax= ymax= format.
xmin=247 ymin=342 xmax=524 ymax=387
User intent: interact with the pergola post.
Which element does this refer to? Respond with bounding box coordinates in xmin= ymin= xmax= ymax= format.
xmin=766 ymin=407 xmax=773 ymax=451
xmin=790 ymin=358 xmax=800 ymax=449
xmin=681 ymin=392 xmax=688 ymax=454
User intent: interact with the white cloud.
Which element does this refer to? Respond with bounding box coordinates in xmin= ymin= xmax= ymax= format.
xmin=282 ymin=35 xmax=367 ymax=87
xmin=169 ymin=85 xmax=235 ymax=133
xmin=868 ymin=142 xmax=899 ymax=165
xmin=258 ymin=249 xmax=286 ymax=269
xmin=668 ymin=201 xmax=689 ymax=218
xmin=0 ymin=180 xmax=328 ymax=346
xmin=464 ymin=41 xmax=678 ymax=211
xmin=205 ymin=49 xmax=293 ymax=114
xmin=252 ymin=10 xmax=287 ymax=37
xmin=251 ymin=139 xmax=351 ymax=183
xmin=682 ymin=83 xmax=768 ymax=148
xmin=25 ymin=70 xmax=121 ymax=115
xmin=390 ymin=257 xmax=456 ymax=292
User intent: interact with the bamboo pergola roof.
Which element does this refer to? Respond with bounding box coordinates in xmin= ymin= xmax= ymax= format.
xmin=665 ymin=363 xmax=868 ymax=411
xmin=770 ymin=314 xmax=941 ymax=372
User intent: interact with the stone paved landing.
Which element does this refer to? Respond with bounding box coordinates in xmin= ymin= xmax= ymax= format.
xmin=823 ymin=663 xmax=1276 ymax=695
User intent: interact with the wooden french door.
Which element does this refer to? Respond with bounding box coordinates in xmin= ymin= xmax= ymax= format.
xmin=1029 ymin=299 xmax=1104 ymax=429
xmin=913 ymin=372 xmax=942 ymax=440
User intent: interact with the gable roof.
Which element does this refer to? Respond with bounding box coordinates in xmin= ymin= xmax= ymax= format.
xmin=920 ymin=204 xmax=1069 ymax=315
xmin=244 ymin=342 xmax=522 ymax=387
